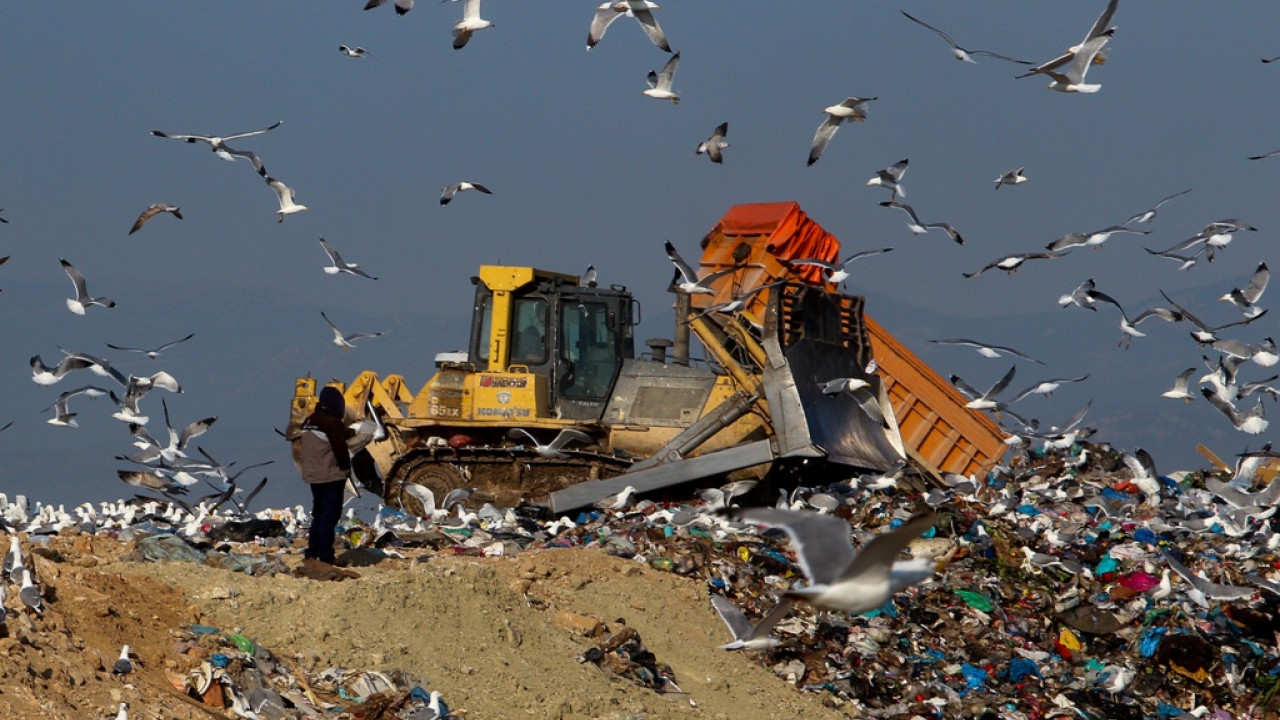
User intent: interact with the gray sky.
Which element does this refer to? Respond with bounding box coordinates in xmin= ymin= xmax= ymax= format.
xmin=2 ymin=2 xmax=1278 ymax=510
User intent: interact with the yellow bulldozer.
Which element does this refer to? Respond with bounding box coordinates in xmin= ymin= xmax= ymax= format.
xmin=287 ymin=202 xmax=1007 ymax=514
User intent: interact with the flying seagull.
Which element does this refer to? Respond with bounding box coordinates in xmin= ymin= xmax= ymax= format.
xmin=808 ymin=96 xmax=877 ymax=166
xmin=339 ymin=45 xmax=369 ymax=58
xmin=690 ymin=281 xmax=785 ymax=321
xmin=642 ymin=52 xmax=681 ymax=104
xmin=60 ymin=258 xmax=115 ymax=315
xmin=1017 ymin=0 xmax=1118 ymax=93
xmin=1087 ymin=290 xmax=1181 ymax=347
xmin=1144 ymin=244 xmax=1206 ymax=272
xmin=364 ymin=0 xmax=413 ymax=15
xmin=879 ymin=201 xmax=964 ymax=244
xmin=949 ymin=364 xmax=1018 ymax=411
xmin=994 ymin=167 xmax=1027 ymax=189
xmin=318 ymin=238 xmax=377 ymax=280
xmin=1202 ymin=388 xmax=1269 ymax=435
xmin=587 ymin=1 xmax=671 ymax=53
xmin=321 ymin=311 xmax=382 ymax=349
xmin=695 ymin=122 xmax=729 ymax=163
xmin=930 ymin=338 xmax=1044 ymax=364
xmin=1059 ymin=278 xmax=1099 ymax=311
xmin=899 ymin=10 xmax=1031 ymax=65
xmin=44 ymin=385 xmax=109 ymax=428
xmin=106 ymin=333 xmax=195 ymax=360
xmin=710 ymin=595 xmax=793 ymax=651
xmin=1125 ymin=188 xmax=1191 ymax=225
xmin=265 ymin=176 xmax=307 ymax=221
xmin=440 ymin=181 xmax=492 ymax=205
xmin=963 ymin=251 xmax=1067 ymax=278
xmin=1007 ymin=374 xmax=1091 ymax=404
xmin=452 ymin=0 xmax=495 ymax=50
xmin=727 ymin=509 xmax=938 ymax=614
xmin=789 ymin=248 xmax=894 ymax=286
xmin=507 ymin=427 xmax=594 ymax=458
xmin=1048 ymin=225 xmax=1149 ymax=252
xmin=818 ymin=377 xmax=889 ymax=428
xmin=150 ymin=121 xmax=280 ymax=174
xmin=31 ymin=354 xmax=95 ymax=386
xmin=1219 ymin=261 xmax=1268 ymax=320
xmin=128 ymin=203 xmax=182 ymax=235
xmin=866 ymin=158 xmax=909 ymax=199
xmin=1161 ymin=368 xmax=1196 ymax=403
xmin=665 ymin=240 xmax=739 ymax=295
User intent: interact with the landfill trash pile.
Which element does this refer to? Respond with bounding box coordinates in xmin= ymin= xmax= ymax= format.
xmin=4 ymin=438 xmax=1280 ymax=719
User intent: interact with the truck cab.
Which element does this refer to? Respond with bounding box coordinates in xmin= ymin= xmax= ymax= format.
xmin=467 ymin=265 xmax=636 ymax=422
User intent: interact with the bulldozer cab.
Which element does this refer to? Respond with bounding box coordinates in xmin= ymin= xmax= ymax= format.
xmin=469 ymin=266 xmax=635 ymax=421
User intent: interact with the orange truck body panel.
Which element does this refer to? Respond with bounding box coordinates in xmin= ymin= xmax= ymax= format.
xmin=698 ymin=201 xmax=1007 ymax=478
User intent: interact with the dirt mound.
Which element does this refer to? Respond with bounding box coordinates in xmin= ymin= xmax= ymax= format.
xmin=0 ymin=532 xmax=847 ymax=720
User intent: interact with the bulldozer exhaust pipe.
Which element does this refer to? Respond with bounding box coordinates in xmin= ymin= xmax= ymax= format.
xmin=673 ymin=291 xmax=691 ymax=366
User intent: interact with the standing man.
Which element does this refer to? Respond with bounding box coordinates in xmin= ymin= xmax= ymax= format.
xmin=297 ymin=386 xmax=358 ymax=579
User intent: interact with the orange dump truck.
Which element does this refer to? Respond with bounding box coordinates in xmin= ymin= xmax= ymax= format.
xmin=289 ymin=201 xmax=1007 ymax=513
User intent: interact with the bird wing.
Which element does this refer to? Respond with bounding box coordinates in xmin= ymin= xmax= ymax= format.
xmin=631 ymin=6 xmax=671 ymax=52
xmin=985 ymin=364 xmax=1018 ymax=399
xmin=178 ymin=417 xmax=217 ymax=450
xmin=879 ymin=200 xmax=923 ymax=225
xmin=664 ymin=240 xmax=699 ymax=284
xmin=548 ymin=428 xmax=593 ymax=453
xmin=222 ymin=146 xmax=266 ymax=175
xmin=731 ymin=508 xmax=855 ymax=586
xmin=991 ymin=344 xmax=1043 ymax=364
xmin=709 ymin=595 xmax=752 ymax=641
xmin=320 ymin=311 xmax=344 ymax=340
xmin=840 ymin=247 xmax=894 ymax=266
xmin=837 ymin=513 xmax=936 ymax=583
xmin=319 ymin=238 xmax=343 ymax=265
xmin=654 ymin=51 xmax=680 ymax=88
xmin=1084 ymin=0 xmax=1120 ymax=44
xmin=587 ymin=5 xmax=625 ymax=49
xmin=222 ymin=120 xmax=283 ymax=141
xmin=129 ymin=206 xmax=162 ymax=235
xmin=808 ymin=116 xmax=842 ymax=166
xmin=60 ymin=259 xmax=89 ymax=298
xmin=948 ymin=375 xmax=982 ymax=401
xmin=150 ymin=130 xmax=211 ymax=142
xmin=789 ymin=258 xmax=838 ymax=272
xmin=1243 ymin=262 xmax=1270 ymax=304
xmin=899 ymin=10 xmax=961 ymax=50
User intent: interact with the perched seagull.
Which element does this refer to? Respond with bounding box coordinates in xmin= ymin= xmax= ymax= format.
xmin=150 ymin=121 xmax=280 ymax=174
xmin=113 ymin=703 xmax=129 ymax=720
xmin=587 ymin=1 xmax=671 ymax=53
xmin=440 ymin=181 xmax=492 ymax=205
xmin=949 ymin=365 xmax=1018 ymax=411
xmin=595 ymin=485 xmax=638 ymax=512
xmin=507 ymin=427 xmax=594 ymax=458
xmin=994 ymin=167 xmax=1027 ymax=189
xmin=321 ymin=311 xmax=382 ymax=349
xmin=899 ymin=10 xmax=1031 ymax=65
xmin=1059 ymin=278 xmax=1099 ymax=311
xmin=879 ymin=201 xmax=964 ymax=244
xmin=1017 ymin=0 xmax=1118 ymax=93
xmin=808 ymin=96 xmax=877 ymax=166
xmin=963 ymin=251 xmax=1067 ymax=278
xmin=930 ymin=338 xmax=1043 ymax=364
xmin=3 ymin=535 xmax=22 ymax=579
xmin=665 ymin=240 xmax=739 ymax=294
xmin=44 ymin=385 xmax=109 ymax=428
xmin=818 ymin=377 xmax=889 ymax=428
xmin=363 ymin=0 xmax=413 ymax=15
xmin=1007 ymin=374 xmax=1091 ymax=404
xmin=866 ymin=158 xmax=909 ymax=199
xmin=452 ymin=0 xmax=495 ymax=50
xmin=695 ymin=122 xmax=729 ymax=163
xmin=580 ymin=265 xmax=598 ymax=288
xmin=318 ymin=238 xmax=377 ymax=280
xmin=113 ymin=645 xmax=133 ymax=675
xmin=128 ymin=203 xmax=182 ymax=236
xmin=338 ymin=45 xmax=369 ymax=58
xmin=60 ymin=259 xmax=115 ymax=315
xmin=1125 ymin=188 xmax=1192 ymax=225
xmin=710 ymin=595 xmax=793 ymax=651
xmin=790 ymin=248 xmax=894 ymax=286
xmin=265 ymin=176 xmax=307 ymax=221
xmin=106 ymin=333 xmax=195 ymax=360
xmin=729 ymin=509 xmax=938 ymax=614
xmin=1219 ymin=261 xmax=1268 ymax=320
xmin=18 ymin=567 xmax=42 ymax=614
xmin=1202 ymin=387 xmax=1269 ymax=435
xmin=1161 ymin=368 xmax=1196 ymax=403
xmin=1160 ymin=290 xmax=1266 ymax=344
xmin=642 ymin=52 xmax=681 ymax=103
